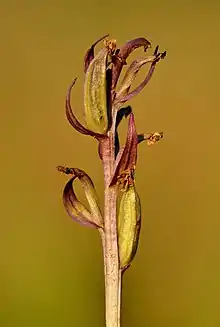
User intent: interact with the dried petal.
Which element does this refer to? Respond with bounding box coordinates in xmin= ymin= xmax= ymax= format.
xmin=76 ymin=169 xmax=103 ymax=224
xmin=84 ymin=34 xmax=109 ymax=73
xmin=110 ymin=112 xmax=137 ymax=187
xmin=57 ymin=166 xmax=103 ymax=229
xmin=84 ymin=47 xmax=109 ymax=134
xmin=118 ymin=184 xmax=141 ymax=270
xmin=138 ymin=132 xmax=163 ymax=145
xmin=116 ymin=55 xmax=158 ymax=101
xmin=66 ymin=78 xmax=104 ymax=138
xmin=121 ymin=47 xmax=166 ymax=103
xmin=112 ymin=37 xmax=151 ymax=90
xmin=63 ymin=176 xmax=97 ymax=228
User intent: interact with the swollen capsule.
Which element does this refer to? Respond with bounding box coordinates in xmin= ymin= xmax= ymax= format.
xmin=118 ymin=184 xmax=141 ymax=270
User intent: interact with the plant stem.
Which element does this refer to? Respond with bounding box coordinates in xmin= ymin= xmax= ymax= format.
xmin=101 ymin=132 xmax=121 ymax=327
xmin=104 ymin=186 xmax=119 ymax=327
xmin=117 ymin=271 xmax=122 ymax=326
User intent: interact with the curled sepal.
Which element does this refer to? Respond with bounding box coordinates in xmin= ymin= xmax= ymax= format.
xmin=116 ymin=55 xmax=161 ymax=101
xmin=121 ymin=47 xmax=166 ymax=103
xmin=57 ymin=166 xmax=103 ymax=229
xmin=84 ymin=34 xmax=109 ymax=73
xmin=84 ymin=47 xmax=110 ymax=134
xmin=138 ymin=132 xmax=163 ymax=145
xmin=118 ymin=184 xmax=141 ymax=271
xmin=66 ymin=78 xmax=104 ymax=138
xmin=110 ymin=112 xmax=137 ymax=187
xmin=111 ymin=37 xmax=151 ymax=90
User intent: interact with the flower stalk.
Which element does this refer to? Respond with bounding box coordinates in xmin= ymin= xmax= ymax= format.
xmin=57 ymin=35 xmax=166 ymax=327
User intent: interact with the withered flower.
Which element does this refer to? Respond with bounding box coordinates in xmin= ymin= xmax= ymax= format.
xmin=58 ymin=35 xmax=166 ymax=327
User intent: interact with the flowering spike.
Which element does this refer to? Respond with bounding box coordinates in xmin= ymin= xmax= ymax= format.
xmin=84 ymin=34 xmax=109 ymax=73
xmin=58 ymin=34 xmax=166 ymax=327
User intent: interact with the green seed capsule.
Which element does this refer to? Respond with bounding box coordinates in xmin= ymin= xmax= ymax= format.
xmin=84 ymin=47 xmax=109 ymax=134
xmin=118 ymin=184 xmax=141 ymax=270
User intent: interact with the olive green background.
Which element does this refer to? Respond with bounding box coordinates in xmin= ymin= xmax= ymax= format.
xmin=1 ymin=1 xmax=220 ymax=326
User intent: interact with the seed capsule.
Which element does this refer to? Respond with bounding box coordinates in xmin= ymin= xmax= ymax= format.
xmin=118 ymin=184 xmax=141 ymax=270
xmin=84 ymin=47 xmax=109 ymax=134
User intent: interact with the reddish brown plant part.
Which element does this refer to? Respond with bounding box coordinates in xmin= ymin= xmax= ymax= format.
xmin=58 ymin=35 xmax=166 ymax=327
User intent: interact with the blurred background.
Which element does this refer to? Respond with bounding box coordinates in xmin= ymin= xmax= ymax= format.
xmin=1 ymin=1 xmax=220 ymax=326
